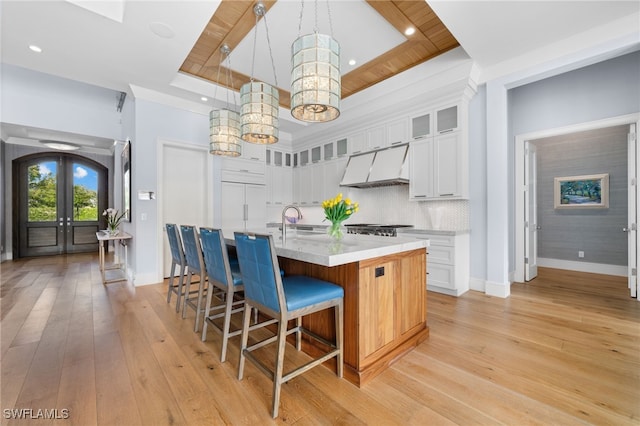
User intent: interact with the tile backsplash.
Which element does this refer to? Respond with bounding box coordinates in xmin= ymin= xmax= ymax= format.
xmin=272 ymin=185 xmax=469 ymax=231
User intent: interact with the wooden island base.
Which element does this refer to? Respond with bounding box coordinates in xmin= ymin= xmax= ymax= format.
xmin=278 ymin=247 xmax=428 ymax=387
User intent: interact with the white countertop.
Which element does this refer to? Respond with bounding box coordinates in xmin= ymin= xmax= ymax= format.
xmin=222 ymin=228 xmax=428 ymax=267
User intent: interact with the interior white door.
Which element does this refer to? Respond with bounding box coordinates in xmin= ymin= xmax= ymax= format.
xmin=162 ymin=142 xmax=210 ymax=277
xmin=525 ymin=142 xmax=538 ymax=281
xmin=627 ymin=123 xmax=637 ymax=298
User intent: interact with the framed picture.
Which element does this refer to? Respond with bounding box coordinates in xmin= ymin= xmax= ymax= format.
xmin=122 ymin=140 xmax=131 ymax=221
xmin=554 ymin=173 xmax=609 ymax=209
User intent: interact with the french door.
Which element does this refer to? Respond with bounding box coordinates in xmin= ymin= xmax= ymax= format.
xmin=15 ymin=153 xmax=108 ymax=257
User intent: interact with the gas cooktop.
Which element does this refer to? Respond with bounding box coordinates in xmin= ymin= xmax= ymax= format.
xmin=344 ymin=224 xmax=413 ymax=237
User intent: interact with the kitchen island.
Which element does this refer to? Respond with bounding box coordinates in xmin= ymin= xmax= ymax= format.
xmin=223 ymin=229 xmax=429 ymax=387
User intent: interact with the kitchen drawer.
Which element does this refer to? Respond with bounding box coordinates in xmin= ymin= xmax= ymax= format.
xmin=221 ymin=157 xmax=265 ymax=175
xmin=428 ymin=245 xmax=454 ymax=265
xmin=221 ymin=169 xmax=265 ymax=185
xmin=402 ymin=233 xmax=454 ymax=247
xmin=425 ymin=234 xmax=455 ymax=246
xmin=427 ymin=263 xmax=455 ymax=290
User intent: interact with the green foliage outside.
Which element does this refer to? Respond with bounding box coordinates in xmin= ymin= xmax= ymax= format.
xmin=73 ymin=184 xmax=97 ymax=220
xmin=27 ymin=163 xmax=98 ymax=222
xmin=28 ymin=164 xmax=57 ymax=221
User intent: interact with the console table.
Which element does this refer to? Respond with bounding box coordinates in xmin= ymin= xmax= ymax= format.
xmin=96 ymin=230 xmax=132 ymax=284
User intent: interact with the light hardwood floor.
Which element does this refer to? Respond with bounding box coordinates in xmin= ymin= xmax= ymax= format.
xmin=1 ymin=254 xmax=638 ymax=425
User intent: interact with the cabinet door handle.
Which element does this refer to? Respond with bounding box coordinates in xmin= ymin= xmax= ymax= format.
xmin=251 ymin=157 xmax=260 ymax=161
xmin=391 ymin=141 xmax=403 ymax=145
xmin=243 ymin=204 xmax=248 ymax=221
xmin=438 ymin=129 xmax=454 ymax=134
xmin=439 ymin=193 xmax=454 ymax=197
xmin=413 ymin=195 xmax=427 ymax=198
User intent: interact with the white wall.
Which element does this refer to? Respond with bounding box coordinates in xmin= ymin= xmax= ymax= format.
xmin=1 ymin=64 xmax=122 ymax=139
xmin=130 ymin=98 xmax=211 ymax=284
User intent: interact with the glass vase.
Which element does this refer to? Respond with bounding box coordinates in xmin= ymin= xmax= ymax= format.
xmin=327 ymin=221 xmax=345 ymax=241
xmin=107 ymin=225 xmax=119 ymax=236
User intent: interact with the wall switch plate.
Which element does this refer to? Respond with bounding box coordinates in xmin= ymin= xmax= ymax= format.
xmin=578 ymin=251 xmax=585 ymax=258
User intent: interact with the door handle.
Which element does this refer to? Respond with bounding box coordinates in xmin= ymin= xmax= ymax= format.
xmin=536 ymin=225 xmax=541 ymax=230
xmin=623 ymin=224 xmax=637 ymax=232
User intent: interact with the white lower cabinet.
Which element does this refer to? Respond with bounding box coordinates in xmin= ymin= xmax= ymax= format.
xmin=402 ymin=231 xmax=469 ymax=296
xmin=220 ymin=181 xmax=266 ymax=230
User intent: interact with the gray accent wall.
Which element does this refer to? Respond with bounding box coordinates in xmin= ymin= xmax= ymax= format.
xmin=533 ymin=125 xmax=628 ymax=265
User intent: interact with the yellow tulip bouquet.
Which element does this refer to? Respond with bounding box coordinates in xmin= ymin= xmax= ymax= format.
xmin=322 ymin=193 xmax=359 ymax=240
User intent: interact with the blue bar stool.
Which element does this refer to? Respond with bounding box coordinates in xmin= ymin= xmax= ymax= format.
xmin=165 ymin=224 xmax=187 ymax=312
xmin=199 ymin=228 xmax=264 ymax=362
xmin=234 ymin=232 xmax=344 ymax=418
xmin=179 ymin=225 xmax=208 ymax=333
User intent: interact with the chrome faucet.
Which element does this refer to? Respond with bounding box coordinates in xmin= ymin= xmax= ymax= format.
xmin=281 ymin=205 xmax=302 ymax=244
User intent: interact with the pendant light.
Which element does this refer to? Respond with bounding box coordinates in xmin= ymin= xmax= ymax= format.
xmin=240 ymin=2 xmax=279 ymax=144
xmin=210 ymin=44 xmax=242 ymax=156
xmin=290 ymin=0 xmax=340 ymax=122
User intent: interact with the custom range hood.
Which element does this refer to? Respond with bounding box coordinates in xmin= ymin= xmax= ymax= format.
xmin=340 ymin=144 xmax=409 ymax=188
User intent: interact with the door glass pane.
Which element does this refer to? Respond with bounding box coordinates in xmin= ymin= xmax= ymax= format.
xmin=72 ymin=163 xmax=98 ymax=221
xmin=27 ymin=161 xmax=57 ymax=222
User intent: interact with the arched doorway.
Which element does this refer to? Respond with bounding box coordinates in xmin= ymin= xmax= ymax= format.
xmin=13 ymin=152 xmax=108 ymax=257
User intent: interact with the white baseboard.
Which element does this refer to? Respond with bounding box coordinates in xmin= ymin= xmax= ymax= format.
xmin=469 ymin=276 xmax=486 ymax=292
xmin=132 ymin=271 xmax=162 ymax=286
xmin=485 ymin=280 xmax=511 ymax=298
xmin=537 ymin=258 xmax=627 ymax=277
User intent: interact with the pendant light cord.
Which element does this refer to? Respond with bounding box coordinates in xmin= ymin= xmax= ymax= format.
xmin=250 ymin=2 xmax=278 ymax=87
xmin=297 ymin=0 xmax=334 ymax=36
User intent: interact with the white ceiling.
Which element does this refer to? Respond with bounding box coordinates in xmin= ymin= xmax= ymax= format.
xmin=1 ymin=0 xmax=638 ymax=153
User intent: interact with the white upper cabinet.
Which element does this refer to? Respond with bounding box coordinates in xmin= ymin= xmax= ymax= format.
xmin=324 ymin=142 xmax=334 ymax=161
xmin=311 ymin=146 xmax=322 ymax=163
xmin=386 ymin=117 xmax=409 ymax=147
xmin=300 ymin=149 xmax=309 ymax=166
xmin=409 ymin=130 xmax=467 ymax=200
xmin=349 ymin=132 xmax=367 ymax=154
xmin=325 ymin=157 xmax=348 ymax=199
xmin=366 ymin=125 xmax=386 ymax=151
xmin=409 ymin=100 xmax=468 ymax=200
xmin=411 ymin=112 xmax=432 ymax=140
xmin=242 ymin=141 xmax=266 ymax=162
xmin=433 ymin=132 xmax=465 ymax=197
xmin=336 ymin=138 xmax=348 ymax=157
xmin=409 ymin=139 xmax=433 ymax=199
xmin=436 ymin=104 xmax=459 ymax=133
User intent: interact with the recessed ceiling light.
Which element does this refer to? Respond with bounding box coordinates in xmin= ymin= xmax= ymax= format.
xmin=348 ymin=59 xmax=356 ymax=66
xmin=404 ymin=27 xmax=415 ymax=36
xmin=201 ymin=96 xmax=208 ymax=102
xmin=41 ymin=141 xmax=80 ymax=151
xmin=29 ymin=45 xmax=42 ymax=53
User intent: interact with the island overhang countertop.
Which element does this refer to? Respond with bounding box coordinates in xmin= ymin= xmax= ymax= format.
xmin=221 ymin=228 xmax=429 ymax=267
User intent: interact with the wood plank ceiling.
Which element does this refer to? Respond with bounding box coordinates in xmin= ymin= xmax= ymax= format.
xmin=180 ymin=0 xmax=459 ymax=109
